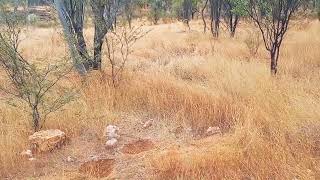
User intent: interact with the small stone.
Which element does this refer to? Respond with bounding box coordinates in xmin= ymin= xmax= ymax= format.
xmin=106 ymin=138 xmax=118 ymax=148
xmin=89 ymin=155 xmax=99 ymax=161
xmin=28 ymin=157 xmax=36 ymax=161
xmin=143 ymin=120 xmax=152 ymax=129
xmin=67 ymin=156 xmax=76 ymax=162
xmin=20 ymin=149 xmax=33 ymax=158
xmin=206 ymin=126 xmax=221 ymax=136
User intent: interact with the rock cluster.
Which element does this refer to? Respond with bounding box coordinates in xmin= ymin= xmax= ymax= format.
xmin=206 ymin=126 xmax=221 ymax=136
xmin=20 ymin=149 xmax=35 ymax=161
xmin=104 ymin=125 xmax=120 ymax=148
xmin=143 ymin=120 xmax=153 ymax=129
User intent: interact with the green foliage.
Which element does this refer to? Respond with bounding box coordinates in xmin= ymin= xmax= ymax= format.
xmin=136 ymin=0 xmax=149 ymax=7
xmin=228 ymin=0 xmax=249 ymax=16
xmin=148 ymin=0 xmax=166 ymax=24
xmin=171 ymin=0 xmax=200 ymax=20
xmin=317 ymin=0 xmax=320 ymax=19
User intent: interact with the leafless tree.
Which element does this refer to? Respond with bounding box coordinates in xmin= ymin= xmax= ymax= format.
xmin=104 ymin=24 xmax=148 ymax=88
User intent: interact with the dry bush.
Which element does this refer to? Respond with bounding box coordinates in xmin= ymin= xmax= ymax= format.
xmin=244 ymin=29 xmax=261 ymax=58
xmin=0 ymin=107 xmax=29 ymax=176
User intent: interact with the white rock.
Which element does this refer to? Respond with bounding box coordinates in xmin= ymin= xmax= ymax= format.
xmin=206 ymin=126 xmax=221 ymax=135
xmin=143 ymin=120 xmax=153 ymax=129
xmin=185 ymin=127 xmax=193 ymax=133
xmin=108 ymin=131 xmax=120 ymax=139
xmin=104 ymin=125 xmax=120 ymax=139
xmin=20 ymin=149 xmax=33 ymax=158
xmin=67 ymin=156 xmax=76 ymax=162
xmin=28 ymin=157 xmax=36 ymax=161
xmin=105 ymin=138 xmax=118 ymax=148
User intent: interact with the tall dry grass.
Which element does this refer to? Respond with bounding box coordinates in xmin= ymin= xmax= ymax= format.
xmin=0 ymin=20 xmax=319 ymax=178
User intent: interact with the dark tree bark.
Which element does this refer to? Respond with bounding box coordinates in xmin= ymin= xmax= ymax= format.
xmin=182 ymin=0 xmax=193 ymax=30
xmin=124 ymin=0 xmax=133 ymax=28
xmin=209 ymin=0 xmax=222 ymax=37
xmin=201 ymin=0 xmax=209 ymax=33
xmin=32 ymin=105 xmax=40 ymax=132
xmin=223 ymin=1 xmax=239 ymax=38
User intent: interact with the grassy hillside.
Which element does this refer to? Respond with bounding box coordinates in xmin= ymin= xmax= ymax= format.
xmin=0 ymin=20 xmax=319 ymax=179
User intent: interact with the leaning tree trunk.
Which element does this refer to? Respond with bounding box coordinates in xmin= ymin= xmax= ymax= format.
xmin=201 ymin=0 xmax=209 ymax=33
xmin=69 ymin=1 xmax=92 ymax=70
xmin=54 ymin=0 xmax=88 ymax=75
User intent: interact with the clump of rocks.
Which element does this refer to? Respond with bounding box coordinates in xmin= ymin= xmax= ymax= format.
xmin=20 ymin=149 xmax=35 ymax=161
xmin=143 ymin=120 xmax=153 ymax=129
xmin=104 ymin=125 xmax=120 ymax=148
xmin=206 ymin=126 xmax=222 ymax=136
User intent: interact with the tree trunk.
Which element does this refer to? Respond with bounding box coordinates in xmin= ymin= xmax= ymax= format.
xmin=91 ymin=1 xmax=108 ymax=70
xmin=70 ymin=1 xmax=91 ymax=70
xmin=91 ymin=0 xmax=118 ymax=70
xmin=54 ymin=0 xmax=87 ymax=75
xmin=210 ymin=0 xmax=221 ymax=37
xmin=270 ymin=47 xmax=279 ymax=75
xmin=201 ymin=0 xmax=209 ymax=33
xmin=32 ymin=105 xmax=40 ymax=132
xmin=92 ymin=28 xmax=105 ymax=69
xmin=230 ymin=15 xmax=239 ymax=38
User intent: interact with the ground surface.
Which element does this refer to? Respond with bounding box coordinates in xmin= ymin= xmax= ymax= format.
xmin=13 ymin=113 xmax=219 ymax=179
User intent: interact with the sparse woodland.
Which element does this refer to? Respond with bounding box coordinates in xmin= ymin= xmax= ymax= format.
xmin=0 ymin=0 xmax=320 ymax=179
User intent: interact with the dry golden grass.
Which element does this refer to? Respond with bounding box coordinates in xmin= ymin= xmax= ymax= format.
xmin=0 ymin=20 xmax=319 ymax=179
